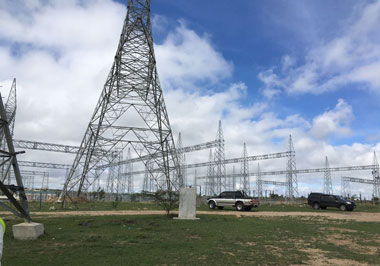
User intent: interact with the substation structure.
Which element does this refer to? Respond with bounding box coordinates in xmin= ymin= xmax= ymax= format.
xmin=1 ymin=0 xmax=380 ymax=218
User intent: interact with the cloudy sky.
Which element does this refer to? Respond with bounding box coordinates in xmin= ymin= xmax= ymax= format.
xmin=1 ymin=0 xmax=380 ymax=198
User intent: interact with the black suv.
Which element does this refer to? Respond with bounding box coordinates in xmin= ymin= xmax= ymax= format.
xmin=308 ymin=192 xmax=356 ymax=211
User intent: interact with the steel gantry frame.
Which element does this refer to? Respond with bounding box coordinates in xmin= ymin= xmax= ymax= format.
xmin=340 ymin=152 xmax=380 ymax=199
xmin=341 ymin=176 xmax=373 ymax=198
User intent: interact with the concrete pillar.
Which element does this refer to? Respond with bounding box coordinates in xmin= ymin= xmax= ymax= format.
xmin=174 ymin=187 xmax=199 ymax=220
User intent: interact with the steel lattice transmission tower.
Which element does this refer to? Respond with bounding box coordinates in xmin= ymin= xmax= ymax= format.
xmin=125 ymin=147 xmax=133 ymax=193
xmin=240 ymin=143 xmax=249 ymax=194
xmin=323 ymin=156 xmax=333 ymax=195
xmin=61 ymin=0 xmax=180 ymax=199
xmin=106 ymin=150 xmax=123 ymax=200
xmin=214 ymin=120 xmax=226 ymax=194
xmin=206 ymin=149 xmax=215 ymax=195
xmin=183 ymin=154 xmax=187 ymax=187
xmin=176 ymin=132 xmax=185 ymax=188
xmin=256 ymin=163 xmax=263 ymax=198
xmin=1 ymin=78 xmax=17 ymax=184
xmin=286 ymin=135 xmax=298 ymax=199
xmin=0 ymin=92 xmax=31 ymax=221
xmin=232 ymin=166 xmax=236 ymax=191
xmin=341 ymin=177 xmax=351 ymax=198
xmin=372 ymin=151 xmax=380 ymax=199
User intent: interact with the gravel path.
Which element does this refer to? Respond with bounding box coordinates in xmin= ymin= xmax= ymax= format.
xmin=1 ymin=210 xmax=380 ymax=222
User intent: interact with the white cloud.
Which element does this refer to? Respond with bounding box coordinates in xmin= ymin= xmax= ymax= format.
xmin=310 ymin=99 xmax=353 ymax=140
xmin=155 ymin=21 xmax=233 ymax=90
xmin=258 ymin=1 xmax=380 ymax=95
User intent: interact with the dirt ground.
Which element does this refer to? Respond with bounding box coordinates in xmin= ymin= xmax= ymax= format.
xmin=1 ymin=210 xmax=380 ymax=222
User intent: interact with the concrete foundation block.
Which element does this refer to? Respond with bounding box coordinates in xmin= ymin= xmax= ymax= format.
xmin=174 ymin=187 xmax=199 ymax=220
xmin=12 ymin=222 xmax=44 ymax=240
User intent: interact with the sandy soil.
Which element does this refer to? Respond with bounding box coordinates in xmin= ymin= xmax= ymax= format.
xmin=1 ymin=210 xmax=380 ymax=222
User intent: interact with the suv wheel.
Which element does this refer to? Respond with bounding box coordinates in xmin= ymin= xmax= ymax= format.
xmin=236 ymin=202 xmax=244 ymax=211
xmin=339 ymin=205 xmax=347 ymax=211
xmin=312 ymin=203 xmax=320 ymax=210
xmin=209 ymin=201 xmax=216 ymax=209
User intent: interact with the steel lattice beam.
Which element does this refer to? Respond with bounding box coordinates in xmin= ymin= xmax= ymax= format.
xmin=13 ymin=139 xmax=80 ymax=154
xmin=19 ymin=161 xmax=71 ymax=169
xmin=342 ymin=176 xmax=374 ymax=184
xmin=196 ymin=165 xmax=376 ymax=180
xmin=97 ymin=139 xmax=219 ymax=169
xmin=262 ymin=180 xmax=288 ymax=186
xmin=126 ymin=151 xmax=291 ymax=176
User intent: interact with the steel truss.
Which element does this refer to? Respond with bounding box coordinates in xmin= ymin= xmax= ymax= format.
xmin=61 ymin=0 xmax=180 ymax=199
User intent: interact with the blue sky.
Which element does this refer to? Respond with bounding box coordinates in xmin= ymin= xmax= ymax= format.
xmin=145 ymin=0 xmax=380 ymax=146
xmin=0 ymin=0 xmax=379 ymax=196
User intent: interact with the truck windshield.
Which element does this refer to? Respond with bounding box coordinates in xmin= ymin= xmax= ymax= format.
xmin=336 ymin=196 xmax=345 ymax=200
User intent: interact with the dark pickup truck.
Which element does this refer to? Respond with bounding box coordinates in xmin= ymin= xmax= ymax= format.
xmin=308 ymin=192 xmax=356 ymax=211
xmin=207 ymin=191 xmax=259 ymax=211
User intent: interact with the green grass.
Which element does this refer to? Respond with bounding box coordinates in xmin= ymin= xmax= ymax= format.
xmin=26 ymin=200 xmax=380 ymax=213
xmin=27 ymin=201 xmax=163 ymax=212
xmin=3 ymin=214 xmax=380 ymax=265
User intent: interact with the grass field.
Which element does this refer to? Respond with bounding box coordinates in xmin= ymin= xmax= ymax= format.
xmin=26 ymin=200 xmax=380 ymax=213
xmin=3 ymin=213 xmax=380 ymax=265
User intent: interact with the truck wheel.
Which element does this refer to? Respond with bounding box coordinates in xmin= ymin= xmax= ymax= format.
xmin=312 ymin=203 xmax=320 ymax=210
xmin=217 ymin=206 xmax=224 ymax=210
xmin=339 ymin=205 xmax=347 ymax=211
xmin=236 ymin=202 xmax=244 ymax=211
xmin=209 ymin=201 xmax=216 ymax=209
